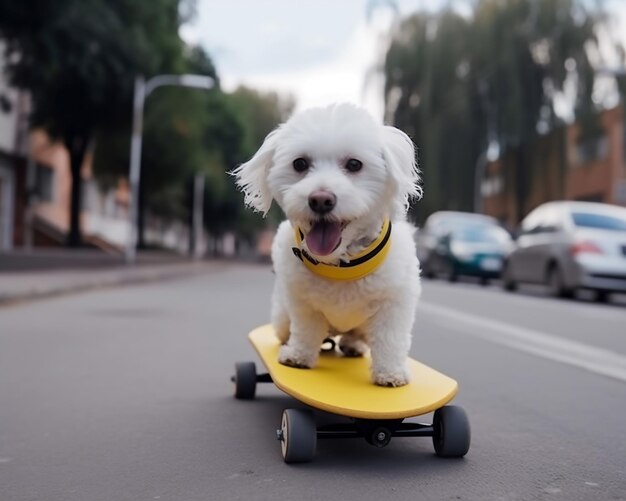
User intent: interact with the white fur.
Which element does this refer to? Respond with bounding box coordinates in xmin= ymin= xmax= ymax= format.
xmin=232 ymin=103 xmax=422 ymax=387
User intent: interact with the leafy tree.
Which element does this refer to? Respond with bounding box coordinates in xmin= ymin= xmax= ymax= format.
xmin=93 ymin=73 xmax=293 ymax=252
xmin=92 ymin=44 xmax=220 ymax=247
xmin=228 ymin=86 xmax=296 ymax=159
xmin=385 ymin=10 xmax=477 ymax=219
xmin=470 ymin=0 xmax=598 ymax=220
xmin=214 ymin=87 xmax=295 ymax=242
xmin=384 ymin=0 xmax=603 ymax=223
xmin=0 ymin=0 xmax=186 ymax=246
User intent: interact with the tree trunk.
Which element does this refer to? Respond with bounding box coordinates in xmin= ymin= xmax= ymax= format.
xmin=514 ymin=145 xmax=528 ymax=224
xmin=65 ymin=134 xmax=90 ymax=247
xmin=137 ymin=176 xmax=146 ymax=249
xmin=188 ymin=179 xmax=194 ymax=256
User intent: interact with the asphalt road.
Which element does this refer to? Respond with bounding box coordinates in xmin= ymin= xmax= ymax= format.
xmin=1 ymin=263 xmax=625 ymax=501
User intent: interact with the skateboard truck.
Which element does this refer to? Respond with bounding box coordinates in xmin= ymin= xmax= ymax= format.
xmin=316 ymin=419 xmax=434 ymax=447
xmin=276 ymin=418 xmax=433 ymax=448
xmin=267 ymin=408 xmax=466 ymax=463
xmin=234 ymin=359 xmax=470 ymax=463
xmin=233 ymin=326 xmax=470 ymax=463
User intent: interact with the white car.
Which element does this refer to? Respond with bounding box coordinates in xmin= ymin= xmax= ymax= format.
xmin=502 ymin=201 xmax=626 ymax=301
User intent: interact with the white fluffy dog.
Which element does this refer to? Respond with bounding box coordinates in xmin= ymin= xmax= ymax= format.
xmin=233 ymin=103 xmax=422 ymax=387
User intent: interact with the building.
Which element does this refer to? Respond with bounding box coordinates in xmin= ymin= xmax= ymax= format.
xmin=482 ymin=105 xmax=626 ymax=228
xmin=1 ymin=50 xmax=193 ymax=255
xmin=0 ymin=84 xmax=133 ymax=252
xmin=0 ymin=45 xmax=29 ymax=251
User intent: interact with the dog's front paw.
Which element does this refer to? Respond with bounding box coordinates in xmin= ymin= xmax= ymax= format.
xmin=372 ymin=368 xmax=410 ymax=387
xmin=278 ymin=345 xmax=316 ymax=369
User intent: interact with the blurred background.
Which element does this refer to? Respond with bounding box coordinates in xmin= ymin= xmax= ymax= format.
xmin=2 ymin=3 xmax=626 ymax=498
xmin=0 ymin=0 xmax=625 ymax=298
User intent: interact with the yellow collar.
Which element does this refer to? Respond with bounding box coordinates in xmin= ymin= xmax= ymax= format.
xmin=292 ymin=219 xmax=392 ymax=281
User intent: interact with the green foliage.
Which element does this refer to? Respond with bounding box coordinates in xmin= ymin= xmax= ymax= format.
xmin=0 ymin=0 xmax=189 ymax=245
xmin=384 ymin=0 xmax=604 ymax=223
xmin=92 ymin=44 xmax=220 ymax=223
xmin=202 ymin=87 xmax=294 ymax=240
xmin=224 ymin=86 xmax=294 ymax=233
xmin=228 ymin=86 xmax=295 ymax=158
xmin=0 ymin=0 xmax=186 ymax=137
xmin=0 ymin=0 xmax=297 ymax=249
xmin=93 ymin=76 xmax=293 ymax=241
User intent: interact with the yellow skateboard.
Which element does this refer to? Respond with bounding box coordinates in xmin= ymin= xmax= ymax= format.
xmin=233 ymin=324 xmax=470 ymax=463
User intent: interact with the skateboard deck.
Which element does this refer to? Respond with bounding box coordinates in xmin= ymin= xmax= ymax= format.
xmin=249 ymin=324 xmax=458 ymax=420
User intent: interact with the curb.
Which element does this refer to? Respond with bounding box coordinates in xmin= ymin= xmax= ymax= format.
xmin=0 ymin=262 xmax=215 ymax=307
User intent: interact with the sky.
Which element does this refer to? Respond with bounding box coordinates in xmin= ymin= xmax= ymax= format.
xmin=180 ymin=0 xmax=626 ymax=122
xmin=180 ymin=0 xmax=449 ymax=120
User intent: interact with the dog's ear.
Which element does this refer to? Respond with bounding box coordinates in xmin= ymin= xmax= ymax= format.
xmin=381 ymin=126 xmax=422 ymax=214
xmin=231 ymin=128 xmax=280 ymax=215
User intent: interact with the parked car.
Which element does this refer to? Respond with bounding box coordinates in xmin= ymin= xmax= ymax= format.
xmin=428 ymin=224 xmax=514 ymax=284
xmin=502 ymin=201 xmax=626 ymax=301
xmin=416 ymin=211 xmax=500 ymax=278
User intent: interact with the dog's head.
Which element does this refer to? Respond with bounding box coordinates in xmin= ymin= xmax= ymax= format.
xmin=232 ymin=103 xmax=421 ymax=260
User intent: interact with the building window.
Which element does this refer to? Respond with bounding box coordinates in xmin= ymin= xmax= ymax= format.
xmin=35 ymin=164 xmax=54 ymax=202
xmin=481 ymin=174 xmax=504 ymax=197
xmin=575 ymin=134 xmax=608 ymax=165
xmin=623 ymin=122 xmax=626 ymax=169
xmin=575 ymin=193 xmax=604 ymax=203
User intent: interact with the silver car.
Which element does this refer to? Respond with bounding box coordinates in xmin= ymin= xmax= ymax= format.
xmin=502 ymin=201 xmax=626 ymax=301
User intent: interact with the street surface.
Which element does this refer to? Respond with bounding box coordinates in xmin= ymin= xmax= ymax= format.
xmin=1 ymin=262 xmax=625 ymax=501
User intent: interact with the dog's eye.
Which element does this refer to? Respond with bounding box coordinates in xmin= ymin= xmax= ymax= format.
xmin=346 ymin=158 xmax=363 ymax=173
xmin=293 ymin=158 xmax=309 ymax=173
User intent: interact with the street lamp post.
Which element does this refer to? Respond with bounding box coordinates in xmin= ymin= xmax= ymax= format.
xmin=125 ymin=74 xmax=214 ymax=265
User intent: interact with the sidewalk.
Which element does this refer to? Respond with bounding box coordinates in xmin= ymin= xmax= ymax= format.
xmin=0 ymin=259 xmax=216 ymax=305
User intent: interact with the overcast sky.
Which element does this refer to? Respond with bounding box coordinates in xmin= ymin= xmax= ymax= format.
xmin=180 ymin=0 xmax=626 ymax=122
xmin=180 ymin=0 xmax=445 ymax=120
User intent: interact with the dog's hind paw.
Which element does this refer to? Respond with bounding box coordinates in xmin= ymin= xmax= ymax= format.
xmin=339 ymin=336 xmax=368 ymax=358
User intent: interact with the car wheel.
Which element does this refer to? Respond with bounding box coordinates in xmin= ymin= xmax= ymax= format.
xmin=422 ymin=261 xmax=435 ymax=279
xmin=502 ymin=262 xmax=517 ymax=292
xmin=595 ymin=290 xmax=610 ymax=303
xmin=443 ymin=261 xmax=458 ymax=283
xmin=547 ymin=265 xmax=575 ymax=299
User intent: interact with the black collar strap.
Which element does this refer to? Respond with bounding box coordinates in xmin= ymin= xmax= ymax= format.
xmin=292 ymin=219 xmax=392 ymax=280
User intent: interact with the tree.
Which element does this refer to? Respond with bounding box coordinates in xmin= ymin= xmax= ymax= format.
xmin=213 ymin=87 xmax=295 ymax=241
xmin=92 ymin=44 xmax=220 ymax=247
xmin=384 ymin=0 xmax=602 ymax=223
xmin=227 ymin=86 xmax=295 ymax=159
xmin=470 ymin=0 xmax=598 ymax=220
xmin=385 ymin=10 xmax=476 ymax=219
xmin=0 ymin=0 xmax=186 ymax=246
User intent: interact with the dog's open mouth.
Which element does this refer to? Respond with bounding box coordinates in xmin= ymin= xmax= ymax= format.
xmin=305 ymin=220 xmax=347 ymax=256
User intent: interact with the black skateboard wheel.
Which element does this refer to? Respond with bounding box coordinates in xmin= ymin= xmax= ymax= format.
xmin=432 ymin=405 xmax=471 ymax=457
xmin=234 ymin=362 xmax=257 ymax=400
xmin=279 ymin=409 xmax=317 ymax=463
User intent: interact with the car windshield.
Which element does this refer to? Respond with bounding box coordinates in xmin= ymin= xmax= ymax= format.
xmin=571 ymin=212 xmax=626 ymax=231
xmin=433 ymin=218 xmax=491 ymax=235
xmin=453 ymin=225 xmax=509 ymax=244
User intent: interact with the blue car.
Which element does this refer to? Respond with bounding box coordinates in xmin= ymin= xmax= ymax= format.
xmin=428 ymin=224 xmax=513 ymax=284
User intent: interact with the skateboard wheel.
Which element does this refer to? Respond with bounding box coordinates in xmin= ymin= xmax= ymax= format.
xmin=432 ymin=405 xmax=471 ymax=457
xmin=234 ymin=362 xmax=257 ymax=400
xmin=279 ymin=409 xmax=317 ymax=463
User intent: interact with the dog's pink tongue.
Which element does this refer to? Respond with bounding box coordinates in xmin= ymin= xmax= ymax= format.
xmin=306 ymin=220 xmax=342 ymax=256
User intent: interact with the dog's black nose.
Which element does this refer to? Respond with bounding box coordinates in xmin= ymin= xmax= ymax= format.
xmin=308 ymin=190 xmax=337 ymax=214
